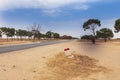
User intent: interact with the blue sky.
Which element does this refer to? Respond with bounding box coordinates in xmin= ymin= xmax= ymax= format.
xmin=0 ymin=0 xmax=120 ymax=38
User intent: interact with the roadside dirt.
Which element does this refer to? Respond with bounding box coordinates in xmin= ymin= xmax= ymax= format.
xmin=0 ymin=41 xmax=120 ymax=80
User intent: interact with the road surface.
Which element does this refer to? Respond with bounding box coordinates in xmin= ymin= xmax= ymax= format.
xmin=0 ymin=40 xmax=71 ymax=53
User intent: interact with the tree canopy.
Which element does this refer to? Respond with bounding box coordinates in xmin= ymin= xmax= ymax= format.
xmin=114 ymin=19 xmax=120 ymax=33
xmin=0 ymin=27 xmax=15 ymax=38
xmin=83 ymin=19 xmax=101 ymax=44
xmin=61 ymin=35 xmax=72 ymax=39
xmin=81 ymin=35 xmax=93 ymax=40
xmin=83 ymin=19 xmax=101 ymax=36
xmin=46 ymin=31 xmax=53 ymax=38
xmin=96 ymin=28 xmax=113 ymax=42
xmin=53 ymin=33 xmax=60 ymax=39
xmin=0 ymin=27 xmax=8 ymax=34
xmin=6 ymin=28 xmax=15 ymax=37
xmin=0 ymin=26 xmax=66 ymax=40
xmin=16 ymin=29 xmax=28 ymax=39
xmin=0 ymin=30 xmax=2 ymax=37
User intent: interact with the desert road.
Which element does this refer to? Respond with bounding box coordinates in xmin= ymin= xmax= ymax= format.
xmin=0 ymin=40 xmax=72 ymax=53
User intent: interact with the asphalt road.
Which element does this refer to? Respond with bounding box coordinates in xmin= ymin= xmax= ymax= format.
xmin=0 ymin=40 xmax=72 ymax=53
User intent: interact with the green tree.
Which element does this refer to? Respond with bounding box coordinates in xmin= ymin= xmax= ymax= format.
xmin=61 ymin=35 xmax=72 ymax=39
xmin=27 ymin=31 xmax=33 ymax=39
xmin=114 ymin=19 xmax=120 ymax=33
xmin=53 ymin=33 xmax=60 ymax=39
xmin=0 ymin=27 xmax=15 ymax=39
xmin=6 ymin=28 xmax=15 ymax=39
xmin=32 ymin=30 xmax=41 ymax=40
xmin=41 ymin=34 xmax=46 ymax=39
xmin=81 ymin=35 xmax=93 ymax=40
xmin=83 ymin=19 xmax=101 ymax=44
xmin=34 ymin=30 xmax=41 ymax=40
xmin=22 ymin=30 xmax=28 ymax=37
xmin=16 ymin=29 xmax=27 ymax=40
xmin=96 ymin=28 xmax=113 ymax=42
xmin=0 ymin=30 xmax=2 ymax=38
xmin=46 ymin=31 xmax=53 ymax=39
xmin=31 ymin=23 xmax=42 ymax=40
xmin=0 ymin=27 xmax=7 ymax=35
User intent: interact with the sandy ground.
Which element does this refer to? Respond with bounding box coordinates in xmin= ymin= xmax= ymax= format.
xmin=0 ymin=40 xmax=120 ymax=80
xmin=0 ymin=41 xmax=34 ymax=46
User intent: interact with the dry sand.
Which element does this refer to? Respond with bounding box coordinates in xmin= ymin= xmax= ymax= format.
xmin=0 ymin=40 xmax=120 ymax=80
xmin=0 ymin=41 xmax=34 ymax=46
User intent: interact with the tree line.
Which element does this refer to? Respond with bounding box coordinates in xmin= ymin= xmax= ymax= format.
xmin=1 ymin=18 xmax=120 ymax=42
xmin=81 ymin=18 xmax=120 ymax=44
xmin=0 ymin=25 xmax=73 ymax=40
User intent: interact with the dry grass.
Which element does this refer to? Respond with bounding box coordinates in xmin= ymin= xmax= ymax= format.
xmin=38 ymin=52 xmax=109 ymax=80
xmin=0 ymin=40 xmax=33 ymax=45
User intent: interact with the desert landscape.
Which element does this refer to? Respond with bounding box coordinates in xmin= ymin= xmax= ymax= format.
xmin=0 ymin=40 xmax=120 ymax=80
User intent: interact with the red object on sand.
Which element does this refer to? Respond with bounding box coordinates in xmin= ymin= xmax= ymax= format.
xmin=64 ymin=48 xmax=70 ymax=51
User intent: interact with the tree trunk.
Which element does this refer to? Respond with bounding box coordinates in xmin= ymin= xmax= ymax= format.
xmin=7 ymin=36 xmax=8 ymax=41
xmin=92 ymin=27 xmax=96 ymax=44
xmin=92 ymin=37 xmax=95 ymax=44
xmin=104 ymin=38 xmax=107 ymax=42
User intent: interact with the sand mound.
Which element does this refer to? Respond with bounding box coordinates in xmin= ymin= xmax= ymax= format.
xmin=38 ymin=52 xmax=109 ymax=80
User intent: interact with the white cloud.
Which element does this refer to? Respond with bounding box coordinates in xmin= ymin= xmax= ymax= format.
xmin=42 ymin=9 xmax=63 ymax=16
xmin=0 ymin=0 xmax=100 ymax=15
xmin=73 ymin=5 xmax=89 ymax=10
xmin=0 ymin=0 xmax=99 ymax=9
